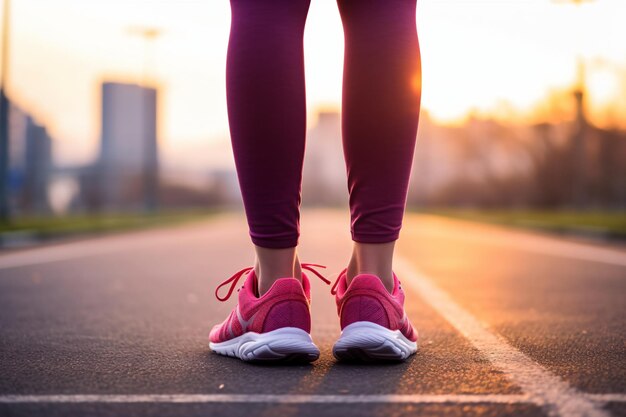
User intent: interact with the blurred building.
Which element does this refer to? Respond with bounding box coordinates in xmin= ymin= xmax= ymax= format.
xmin=96 ymin=81 xmax=159 ymax=211
xmin=303 ymin=110 xmax=348 ymax=206
xmin=7 ymin=101 xmax=53 ymax=215
xmin=409 ymin=111 xmax=461 ymax=205
xmin=208 ymin=168 xmax=242 ymax=206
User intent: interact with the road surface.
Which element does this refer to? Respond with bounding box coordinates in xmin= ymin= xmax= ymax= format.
xmin=0 ymin=208 xmax=624 ymax=417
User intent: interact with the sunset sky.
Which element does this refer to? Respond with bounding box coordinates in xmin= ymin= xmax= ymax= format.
xmin=2 ymin=0 xmax=626 ymax=169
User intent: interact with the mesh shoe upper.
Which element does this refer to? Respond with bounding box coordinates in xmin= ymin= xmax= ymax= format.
xmin=210 ymin=264 xmax=329 ymax=344
xmin=332 ymin=267 xmax=418 ymax=343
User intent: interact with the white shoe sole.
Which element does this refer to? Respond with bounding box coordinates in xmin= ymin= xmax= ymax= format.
xmin=209 ymin=327 xmax=320 ymax=363
xmin=333 ymin=321 xmax=418 ymax=362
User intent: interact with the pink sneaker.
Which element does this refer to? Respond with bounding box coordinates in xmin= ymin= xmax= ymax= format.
xmin=209 ymin=263 xmax=329 ymax=363
xmin=330 ymin=267 xmax=419 ymax=361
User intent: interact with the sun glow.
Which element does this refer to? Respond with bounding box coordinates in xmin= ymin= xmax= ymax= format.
xmin=2 ymin=0 xmax=625 ymax=167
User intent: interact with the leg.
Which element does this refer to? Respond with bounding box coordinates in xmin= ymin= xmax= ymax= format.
xmin=346 ymin=241 xmax=395 ymax=292
xmin=226 ymin=0 xmax=310 ymax=294
xmin=253 ymin=246 xmax=303 ymax=296
xmin=337 ymin=0 xmax=422 ymax=292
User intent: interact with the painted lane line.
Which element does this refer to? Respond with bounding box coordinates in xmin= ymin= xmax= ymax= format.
xmin=412 ymin=218 xmax=626 ymax=267
xmin=0 ymin=242 xmax=140 ymax=270
xmin=393 ymin=256 xmax=611 ymax=417
xmin=0 ymin=394 xmax=534 ymax=404
xmin=586 ymin=394 xmax=626 ymax=403
xmin=1 ymin=393 xmax=623 ymax=405
xmin=0 ymin=218 xmax=234 ymax=271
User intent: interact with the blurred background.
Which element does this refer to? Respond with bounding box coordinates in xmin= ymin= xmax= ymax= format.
xmin=0 ymin=0 xmax=624 ymax=247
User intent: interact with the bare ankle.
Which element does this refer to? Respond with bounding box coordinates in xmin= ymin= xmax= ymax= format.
xmin=346 ymin=240 xmax=396 ymax=293
xmin=253 ymin=245 xmax=302 ymax=296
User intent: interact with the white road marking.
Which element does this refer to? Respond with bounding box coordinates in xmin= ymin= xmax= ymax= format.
xmin=0 ymin=241 xmax=142 ymax=270
xmin=0 ymin=217 xmax=235 ymax=271
xmin=0 ymin=394 xmax=538 ymax=404
xmin=412 ymin=215 xmax=626 ymax=267
xmin=586 ymin=394 xmax=626 ymax=403
xmin=393 ymin=256 xmax=611 ymax=417
xmin=0 ymin=393 xmax=623 ymax=405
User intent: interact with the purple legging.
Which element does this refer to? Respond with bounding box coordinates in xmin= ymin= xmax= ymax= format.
xmin=226 ymin=0 xmax=421 ymax=249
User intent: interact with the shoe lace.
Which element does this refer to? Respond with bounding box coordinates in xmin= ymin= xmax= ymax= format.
xmin=214 ymin=262 xmax=331 ymax=302
xmin=329 ymin=267 xmax=348 ymax=296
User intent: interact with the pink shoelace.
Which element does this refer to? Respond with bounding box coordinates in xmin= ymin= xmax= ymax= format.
xmin=215 ymin=263 xmax=331 ymax=302
xmin=330 ymin=268 xmax=347 ymax=296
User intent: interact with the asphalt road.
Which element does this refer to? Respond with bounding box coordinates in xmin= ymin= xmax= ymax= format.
xmin=0 ymin=208 xmax=624 ymax=417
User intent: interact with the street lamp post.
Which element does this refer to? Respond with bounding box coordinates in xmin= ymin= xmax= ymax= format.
xmin=126 ymin=26 xmax=163 ymax=213
xmin=126 ymin=26 xmax=163 ymax=87
xmin=0 ymin=0 xmax=11 ymax=222
xmin=552 ymin=0 xmax=595 ymax=208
